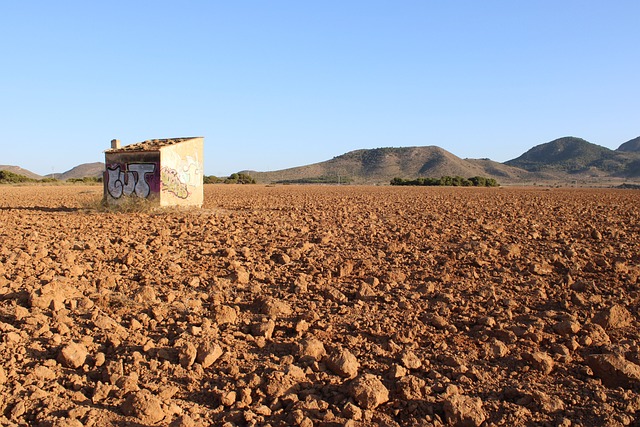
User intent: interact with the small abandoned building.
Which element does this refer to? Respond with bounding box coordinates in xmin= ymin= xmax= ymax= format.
xmin=104 ymin=137 xmax=204 ymax=207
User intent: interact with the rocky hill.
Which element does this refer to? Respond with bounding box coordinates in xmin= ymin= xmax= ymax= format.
xmin=0 ymin=163 xmax=104 ymax=181
xmin=245 ymin=146 xmax=536 ymax=184
xmin=0 ymin=165 xmax=44 ymax=180
xmin=245 ymin=136 xmax=639 ymax=185
xmin=56 ymin=162 xmax=104 ymax=180
xmin=505 ymin=137 xmax=640 ymax=178
xmin=617 ymin=136 xmax=640 ymax=153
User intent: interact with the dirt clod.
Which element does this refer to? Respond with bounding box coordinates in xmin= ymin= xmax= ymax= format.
xmin=326 ymin=347 xmax=359 ymax=378
xmin=443 ymin=394 xmax=487 ymax=427
xmin=121 ymin=389 xmax=165 ymax=424
xmin=349 ymin=374 xmax=389 ymax=409
xmin=586 ymin=354 xmax=640 ymax=388
xmin=57 ymin=342 xmax=88 ymax=369
xmin=593 ymin=304 xmax=633 ymax=329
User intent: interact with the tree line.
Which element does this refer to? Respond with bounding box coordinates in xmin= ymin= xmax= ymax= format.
xmin=0 ymin=170 xmax=102 ymax=184
xmin=0 ymin=170 xmax=97 ymax=184
xmin=391 ymin=176 xmax=499 ymax=187
xmin=203 ymin=173 xmax=256 ymax=184
xmin=1 ymin=170 xmax=259 ymax=186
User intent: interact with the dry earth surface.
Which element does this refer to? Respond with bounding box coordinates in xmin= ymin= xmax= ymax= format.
xmin=0 ymin=184 xmax=639 ymax=427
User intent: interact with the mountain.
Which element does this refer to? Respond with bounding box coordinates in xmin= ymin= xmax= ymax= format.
xmin=617 ymin=136 xmax=640 ymax=153
xmin=505 ymin=137 xmax=613 ymax=171
xmin=57 ymin=162 xmax=104 ymax=180
xmin=246 ymin=135 xmax=640 ymax=184
xmin=0 ymin=163 xmax=104 ymax=181
xmin=245 ymin=146 xmax=535 ymax=184
xmin=6 ymin=135 xmax=640 ymax=186
xmin=0 ymin=165 xmax=43 ymax=180
xmin=505 ymin=137 xmax=640 ymax=177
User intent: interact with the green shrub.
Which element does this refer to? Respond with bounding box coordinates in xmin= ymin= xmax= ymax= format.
xmin=224 ymin=173 xmax=256 ymax=184
xmin=203 ymin=175 xmax=224 ymax=184
xmin=0 ymin=170 xmax=36 ymax=184
xmin=469 ymin=176 xmax=499 ymax=187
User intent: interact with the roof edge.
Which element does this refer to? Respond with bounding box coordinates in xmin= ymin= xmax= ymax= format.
xmin=105 ymin=137 xmax=204 ymax=153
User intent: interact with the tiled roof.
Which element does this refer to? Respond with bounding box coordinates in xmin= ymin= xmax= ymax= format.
xmin=106 ymin=137 xmax=200 ymax=153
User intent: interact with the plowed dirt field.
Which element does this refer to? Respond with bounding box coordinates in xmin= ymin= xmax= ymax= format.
xmin=0 ymin=185 xmax=638 ymax=426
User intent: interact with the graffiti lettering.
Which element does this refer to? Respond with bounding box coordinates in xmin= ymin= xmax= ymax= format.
xmin=161 ymin=166 xmax=189 ymax=199
xmin=106 ymin=164 xmax=156 ymax=198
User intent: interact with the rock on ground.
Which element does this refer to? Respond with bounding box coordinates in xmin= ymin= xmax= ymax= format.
xmin=349 ymin=374 xmax=389 ymax=409
xmin=121 ymin=389 xmax=165 ymax=424
xmin=587 ymin=354 xmax=640 ymax=388
xmin=298 ymin=337 xmax=326 ymax=361
xmin=57 ymin=342 xmax=88 ymax=369
xmin=593 ymin=304 xmax=633 ymax=329
xmin=443 ymin=394 xmax=487 ymax=427
xmin=325 ymin=347 xmax=359 ymax=378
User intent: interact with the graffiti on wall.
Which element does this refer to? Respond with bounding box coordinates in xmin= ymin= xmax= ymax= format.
xmin=161 ymin=166 xmax=189 ymax=199
xmin=161 ymin=153 xmax=202 ymax=199
xmin=106 ymin=163 xmax=157 ymax=199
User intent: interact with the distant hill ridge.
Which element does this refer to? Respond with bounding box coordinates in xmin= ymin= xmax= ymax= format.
xmin=3 ymin=135 xmax=639 ymax=184
xmin=245 ymin=146 xmax=534 ymax=184
xmin=246 ymin=136 xmax=640 ymax=184
xmin=0 ymin=165 xmax=44 ymax=180
xmin=0 ymin=162 xmax=104 ymax=181
xmin=617 ymin=136 xmax=640 ymax=153
xmin=506 ymin=136 xmax=640 ymax=177
xmin=505 ymin=137 xmax=614 ymax=171
xmin=56 ymin=162 xmax=104 ymax=180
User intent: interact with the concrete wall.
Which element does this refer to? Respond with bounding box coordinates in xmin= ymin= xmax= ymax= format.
xmin=104 ymin=151 xmax=161 ymax=204
xmin=159 ymin=137 xmax=204 ymax=207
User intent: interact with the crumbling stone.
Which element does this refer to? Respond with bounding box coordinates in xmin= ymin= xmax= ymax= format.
xmin=196 ymin=342 xmax=223 ymax=368
xmin=587 ymin=354 xmax=640 ymax=388
xmin=526 ymin=351 xmax=555 ymax=375
xmin=57 ymin=342 xmax=88 ymax=369
xmin=325 ymin=347 xmax=359 ymax=378
xmin=593 ymin=304 xmax=633 ymax=330
xmin=443 ymin=394 xmax=487 ymax=427
xmin=298 ymin=337 xmax=326 ymax=361
xmin=350 ymin=374 xmax=389 ymax=409
xmin=121 ymin=389 xmax=165 ymax=424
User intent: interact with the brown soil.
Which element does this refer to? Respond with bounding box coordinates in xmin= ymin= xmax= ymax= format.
xmin=0 ymin=185 xmax=639 ymax=426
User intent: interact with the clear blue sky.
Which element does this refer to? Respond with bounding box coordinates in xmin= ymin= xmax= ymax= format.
xmin=2 ymin=1 xmax=638 ymax=177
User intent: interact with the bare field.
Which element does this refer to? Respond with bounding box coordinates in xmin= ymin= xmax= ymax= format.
xmin=0 ymin=184 xmax=639 ymax=426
